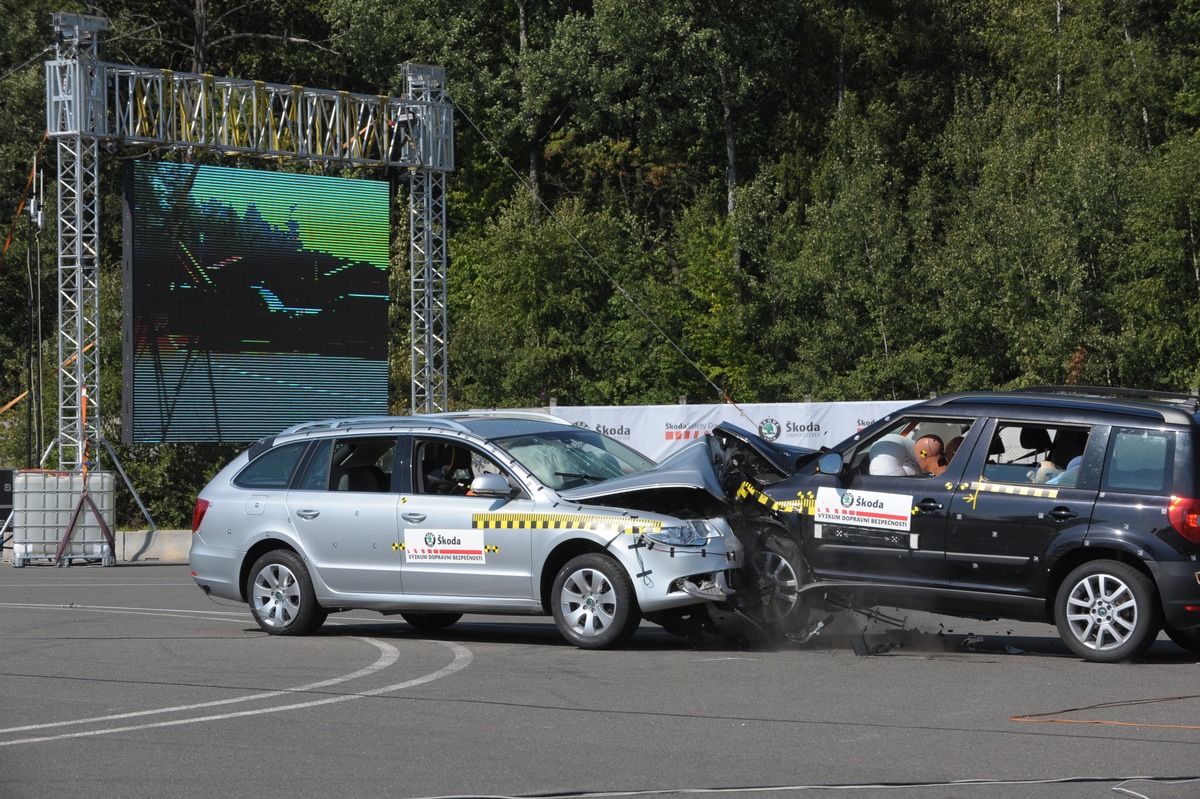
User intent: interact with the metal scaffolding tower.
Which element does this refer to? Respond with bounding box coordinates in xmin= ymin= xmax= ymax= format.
xmin=44 ymin=13 xmax=454 ymax=469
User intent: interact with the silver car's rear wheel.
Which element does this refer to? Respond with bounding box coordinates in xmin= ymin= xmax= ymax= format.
xmin=247 ymin=550 xmax=327 ymax=636
xmin=551 ymin=553 xmax=641 ymax=649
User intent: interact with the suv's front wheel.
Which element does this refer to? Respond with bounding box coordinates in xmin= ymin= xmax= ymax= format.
xmin=744 ymin=532 xmax=805 ymax=634
xmin=1054 ymin=560 xmax=1160 ymax=662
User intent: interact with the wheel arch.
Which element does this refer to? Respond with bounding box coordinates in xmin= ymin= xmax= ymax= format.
xmin=239 ymin=538 xmax=303 ymax=602
xmin=1043 ymin=545 xmax=1158 ymax=623
xmin=538 ymin=538 xmax=612 ymax=614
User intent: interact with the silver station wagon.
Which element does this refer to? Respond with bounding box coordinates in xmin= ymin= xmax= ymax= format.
xmin=188 ymin=412 xmax=765 ymax=648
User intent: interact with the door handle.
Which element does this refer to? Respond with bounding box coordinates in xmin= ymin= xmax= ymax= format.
xmin=1049 ymin=506 xmax=1078 ymax=522
xmin=916 ymin=498 xmax=944 ymax=512
xmin=295 ymin=509 xmax=320 ymax=520
xmin=402 ymin=513 xmax=427 ymax=523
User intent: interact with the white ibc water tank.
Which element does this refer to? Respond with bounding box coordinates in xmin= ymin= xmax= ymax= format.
xmin=12 ymin=471 xmax=116 ymax=567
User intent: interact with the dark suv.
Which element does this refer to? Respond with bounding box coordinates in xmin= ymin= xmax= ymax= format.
xmin=720 ymin=387 xmax=1200 ymax=662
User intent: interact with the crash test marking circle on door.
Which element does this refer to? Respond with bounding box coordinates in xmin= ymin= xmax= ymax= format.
xmin=0 ymin=602 xmax=473 ymax=747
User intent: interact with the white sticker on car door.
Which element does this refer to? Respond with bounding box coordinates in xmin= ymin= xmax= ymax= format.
xmin=814 ymin=486 xmax=913 ymax=531
xmin=403 ymin=529 xmax=487 ymax=563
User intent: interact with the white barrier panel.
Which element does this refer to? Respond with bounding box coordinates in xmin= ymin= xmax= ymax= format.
xmin=550 ymin=401 xmax=916 ymax=462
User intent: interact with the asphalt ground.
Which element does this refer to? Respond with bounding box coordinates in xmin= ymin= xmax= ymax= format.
xmin=2 ymin=563 xmax=1199 ymax=799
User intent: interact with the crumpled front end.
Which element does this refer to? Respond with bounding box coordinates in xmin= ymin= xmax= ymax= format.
xmin=628 ymin=515 xmax=744 ymax=611
xmin=558 ymin=425 xmax=819 ymax=638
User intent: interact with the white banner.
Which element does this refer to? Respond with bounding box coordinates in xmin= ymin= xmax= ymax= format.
xmin=549 ymin=400 xmax=915 ymax=462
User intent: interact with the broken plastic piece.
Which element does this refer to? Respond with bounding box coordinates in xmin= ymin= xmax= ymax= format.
xmin=958 ymin=633 xmax=985 ymax=650
xmin=787 ymin=614 xmax=835 ymax=645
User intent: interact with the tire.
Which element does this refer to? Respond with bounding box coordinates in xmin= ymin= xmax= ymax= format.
xmin=400 ymin=612 xmax=463 ymax=631
xmin=1054 ymin=560 xmax=1160 ymax=663
xmin=742 ymin=532 xmax=806 ymax=634
xmin=246 ymin=550 xmax=328 ymax=636
xmin=1162 ymin=624 xmax=1200 ymax=655
xmin=551 ymin=553 xmax=641 ymax=649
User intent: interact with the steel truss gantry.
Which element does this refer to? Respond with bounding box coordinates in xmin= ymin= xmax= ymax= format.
xmin=44 ymin=12 xmax=454 ymax=469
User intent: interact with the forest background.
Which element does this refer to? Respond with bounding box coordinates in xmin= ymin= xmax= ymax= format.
xmin=2 ymin=0 xmax=1199 ymax=527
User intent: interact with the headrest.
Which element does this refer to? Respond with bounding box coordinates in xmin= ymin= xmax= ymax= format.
xmin=1019 ymin=428 xmax=1052 ymax=452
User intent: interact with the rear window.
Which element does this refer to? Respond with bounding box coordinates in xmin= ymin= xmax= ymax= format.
xmin=982 ymin=423 xmax=1090 ymax=486
xmin=234 ymin=442 xmax=308 ymax=489
xmin=1102 ymin=428 xmax=1174 ymax=494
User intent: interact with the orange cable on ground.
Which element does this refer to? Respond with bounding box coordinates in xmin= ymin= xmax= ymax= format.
xmin=1011 ymin=693 xmax=1200 ymax=730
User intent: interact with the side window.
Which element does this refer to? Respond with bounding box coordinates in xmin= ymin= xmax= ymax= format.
xmin=1103 ymin=428 xmax=1173 ymax=494
xmin=982 ymin=423 xmax=1090 ymax=486
xmin=296 ymin=440 xmax=333 ymax=490
xmin=234 ymin=442 xmax=309 ymax=489
xmin=849 ymin=417 xmax=976 ymax=477
xmin=296 ymin=436 xmax=397 ymax=492
xmin=415 ymin=439 xmax=511 ymax=496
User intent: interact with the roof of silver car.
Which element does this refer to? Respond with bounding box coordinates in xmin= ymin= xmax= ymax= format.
xmin=277 ymin=410 xmax=572 ymax=437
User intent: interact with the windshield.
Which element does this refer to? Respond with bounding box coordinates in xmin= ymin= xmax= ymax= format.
xmin=493 ymin=429 xmax=656 ymax=490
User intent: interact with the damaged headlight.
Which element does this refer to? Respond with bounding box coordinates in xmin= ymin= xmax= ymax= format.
xmin=646 ymin=519 xmax=718 ymax=547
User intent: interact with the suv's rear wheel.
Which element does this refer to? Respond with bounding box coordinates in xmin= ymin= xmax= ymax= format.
xmin=1054 ymin=560 xmax=1159 ymax=662
xmin=551 ymin=553 xmax=641 ymax=649
xmin=247 ymin=550 xmax=328 ymax=636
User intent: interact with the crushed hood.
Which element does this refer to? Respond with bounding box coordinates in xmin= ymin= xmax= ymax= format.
xmin=556 ymin=422 xmax=818 ymax=505
xmin=557 ymin=437 xmax=726 ymax=503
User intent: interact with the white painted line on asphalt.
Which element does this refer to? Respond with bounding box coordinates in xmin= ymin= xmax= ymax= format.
xmin=0 ymin=603 xmax=474 ymax=747
xmin=0 ymin=602 xmax=246 ymax=618
xmin=0 ymin=635 xmax=399 ymax=735
xmin=0 ymin=582 xmax=197 ymax=587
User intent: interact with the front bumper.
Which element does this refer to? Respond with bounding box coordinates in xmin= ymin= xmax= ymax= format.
xmin=630 ymin=530 xmax=743 ymax=612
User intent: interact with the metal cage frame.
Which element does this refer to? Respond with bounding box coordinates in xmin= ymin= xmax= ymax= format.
xmin=44 ymin=12 xmax=454 ymax=469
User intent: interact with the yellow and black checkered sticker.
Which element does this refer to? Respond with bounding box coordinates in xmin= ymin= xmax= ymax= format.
xmin=737 ymin=481 xmax=817 ymax=516
xmin=472 ymin=513 xmax=663 ymax=535
xmin=968 ymin=480 xmax=1059 ymax=499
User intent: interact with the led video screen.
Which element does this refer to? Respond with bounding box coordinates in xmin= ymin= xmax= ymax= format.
xmin=122 ymin=161 xmax=391 ymax=443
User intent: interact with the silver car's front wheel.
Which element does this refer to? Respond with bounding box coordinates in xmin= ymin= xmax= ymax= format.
xmin=551 ymin=553 xmax=641 ymax=649
xmin=1055 ymin=560 xmax=1158 ymax=662
xmin=247 ymin=550 xmax=327 ymax=636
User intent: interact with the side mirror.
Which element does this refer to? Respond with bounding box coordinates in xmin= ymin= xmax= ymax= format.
xmin=816 ymin=452 xmax=844 ymax=476
xmin=469 ymin=473 xmax=517 ymax=498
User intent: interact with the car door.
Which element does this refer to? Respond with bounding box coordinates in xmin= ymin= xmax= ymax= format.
xmin=944 ymin=418 xmax=1098 ymax=597
xmin=285 ymin=436 xmax=403 ymax=597
xmin=803 ymin=415 xmax=977 ymax=585
xmin=397 ymin=436 xmax=537 ymax=599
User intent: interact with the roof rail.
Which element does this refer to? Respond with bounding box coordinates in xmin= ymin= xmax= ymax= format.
xmin=277 ymin=415 xmax=472 ymax=436
xmin=431 ymin=409 xmax=572 ymax=425
xmin=1022 ymin=385 xmax=1200 ymax=411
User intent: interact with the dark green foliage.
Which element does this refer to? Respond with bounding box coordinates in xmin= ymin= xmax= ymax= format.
xmin=4 ymin=0 xmax=1200 ymax=526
